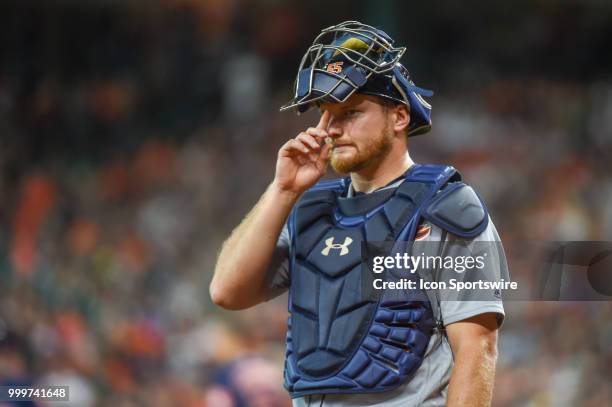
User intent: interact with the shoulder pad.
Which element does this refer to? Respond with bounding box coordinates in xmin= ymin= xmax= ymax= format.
xmin=297 ymin=177 xmax=347 ymax=208
xmin=422 ymin=182 xmax=488 ymax=238
xmin=310 ymin=177 xmax=349 ymax=192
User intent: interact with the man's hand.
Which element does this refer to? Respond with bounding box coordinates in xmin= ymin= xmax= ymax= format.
xmin=211 ymin=113 xmax=333 ymax=310
xmin=273 ymin=110 xmax=333 ymax=197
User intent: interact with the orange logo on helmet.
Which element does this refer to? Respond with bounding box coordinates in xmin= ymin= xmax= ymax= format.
xmin=326 ymin=62 xmax=344 ymax=74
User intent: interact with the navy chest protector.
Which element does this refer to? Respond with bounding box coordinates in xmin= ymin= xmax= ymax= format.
xmin=284 ymin=164 xmax=488 ymax=398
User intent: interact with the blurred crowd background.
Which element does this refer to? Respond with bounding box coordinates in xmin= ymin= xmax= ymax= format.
xmin=0 ymin=0 xmax=611 ymax=406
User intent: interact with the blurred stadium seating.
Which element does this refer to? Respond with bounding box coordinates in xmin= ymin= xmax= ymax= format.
xmin=0 ymin=1 xmax=611 ymax=406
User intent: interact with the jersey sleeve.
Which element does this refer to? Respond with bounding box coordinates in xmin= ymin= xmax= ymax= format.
xmin=437 ymin=219 xmax=508 ymax=328
xmin=263 ymin=223 xmax=291 ymax=300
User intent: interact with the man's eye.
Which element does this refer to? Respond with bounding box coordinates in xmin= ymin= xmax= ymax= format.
xmin=346 ymin=109 xmax=359 ymax=117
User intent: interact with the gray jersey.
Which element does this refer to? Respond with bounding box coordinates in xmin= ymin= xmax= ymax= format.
xmin=265 ymin=181 xmax=508 ymax=407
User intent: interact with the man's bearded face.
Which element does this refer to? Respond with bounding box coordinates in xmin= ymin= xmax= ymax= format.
xmin=322 ymin=95 xmax=396 ymax=174
xmin=330 ymin=119 xmax=394 ymax=174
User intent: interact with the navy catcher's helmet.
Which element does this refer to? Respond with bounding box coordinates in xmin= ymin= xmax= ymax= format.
xmin=280 ymin=21 xmax=433 ymax=136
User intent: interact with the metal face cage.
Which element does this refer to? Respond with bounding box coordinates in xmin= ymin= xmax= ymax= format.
xmin=280 ymin=21 xmax=434 ymax=137
xmin=280 ymin=21 xmax=406 ymax=112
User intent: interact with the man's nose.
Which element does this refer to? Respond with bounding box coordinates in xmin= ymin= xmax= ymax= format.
xmin=327 ymin=118 xmax=343 ymax=138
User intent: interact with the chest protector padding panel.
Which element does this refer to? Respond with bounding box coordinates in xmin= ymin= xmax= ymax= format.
xmin=285 ymin=164 xmax=457 ymax=397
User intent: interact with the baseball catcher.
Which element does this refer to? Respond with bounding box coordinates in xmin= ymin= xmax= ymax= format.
xmin=212 ymin=21 xmax=508 ymax=407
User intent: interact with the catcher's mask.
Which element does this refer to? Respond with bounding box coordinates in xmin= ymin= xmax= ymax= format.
xmin=280 ymin=21 xmax=433 ymax=136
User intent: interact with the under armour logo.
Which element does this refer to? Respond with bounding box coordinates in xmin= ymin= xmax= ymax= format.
xmin=321 ymin=236 xmax=353 ymax=256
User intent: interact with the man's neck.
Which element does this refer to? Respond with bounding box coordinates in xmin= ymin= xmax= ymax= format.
xmin=350 ymin=151 xmax=415 ymax=194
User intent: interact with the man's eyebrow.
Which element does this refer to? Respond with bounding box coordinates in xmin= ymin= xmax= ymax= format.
xmin=318 ymin=103 xmax=360 ymax=114
xmin=338 ymin=104 xmax=360 ymax=110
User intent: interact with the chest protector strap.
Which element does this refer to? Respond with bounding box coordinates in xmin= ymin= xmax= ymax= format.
xmin=284 ymin=164 xmax=458 ymax=398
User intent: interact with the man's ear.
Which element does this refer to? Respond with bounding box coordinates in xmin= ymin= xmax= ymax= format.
xmin=393 ymin=105 xmax=410 ymax=134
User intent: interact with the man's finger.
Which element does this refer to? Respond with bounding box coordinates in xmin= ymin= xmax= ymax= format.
xmin=318 ymin=142 xmax=332 ymax=163
xmin=296 ymin=132 xmax=321 ymax=150
xmin=316 ymin=110 xmax=331 ymax=130
xmin=281 ymin=139 xmax=310 ymax=156
xmin=305 ymin=127 xmax=328 ymax=141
